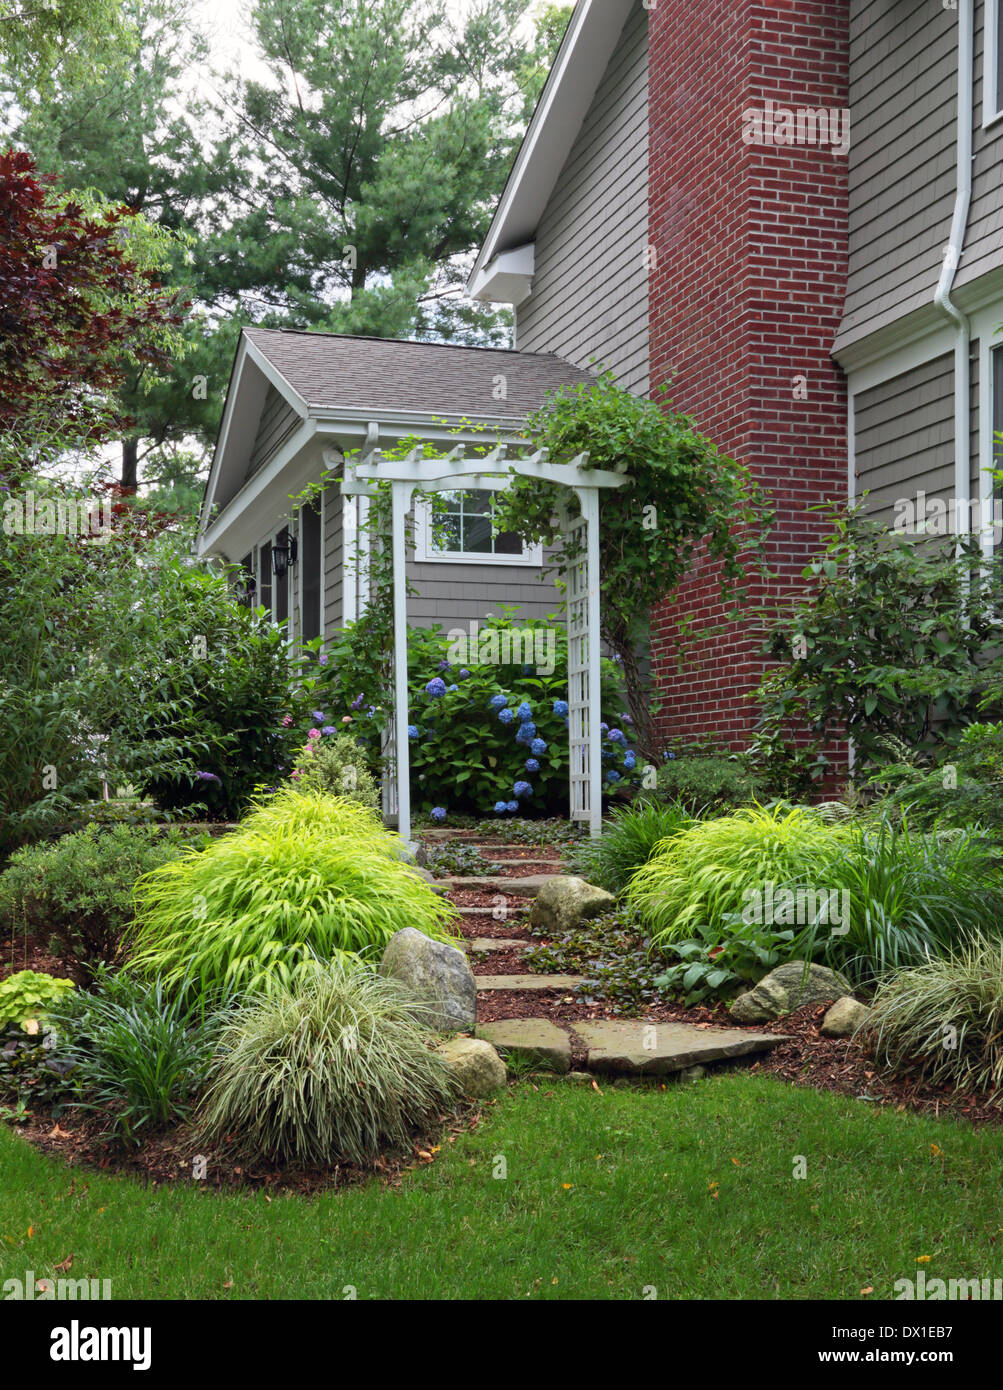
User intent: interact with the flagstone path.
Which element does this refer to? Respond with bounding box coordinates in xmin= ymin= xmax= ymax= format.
xmin=423 ymin=829 xmax=784 ymax=1078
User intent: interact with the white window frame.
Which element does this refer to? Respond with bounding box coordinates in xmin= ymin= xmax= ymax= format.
xmin=413 ymin=484 xmax=543 ymax=567
xmin=984 ymin=0 xmax=1003 ymax=128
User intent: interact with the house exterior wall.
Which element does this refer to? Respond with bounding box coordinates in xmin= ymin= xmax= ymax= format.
xmin=835 ymin=0 xmax=958 ymax=351
xmin=323 ymin=483 xmax=344 ymax=637
xmin=245 ymin=385 xmax=299 ymax=482
xmin=647 ymin=0 xmax=851 ymax=749
xmin=854 ymin=353 xmax=955 ymax=523
xmin=515 ymin=2 xmax=650 ymax=395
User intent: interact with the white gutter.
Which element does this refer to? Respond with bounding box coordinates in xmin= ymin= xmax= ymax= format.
xmin=934 ymin=0 xmax=974 ymax=550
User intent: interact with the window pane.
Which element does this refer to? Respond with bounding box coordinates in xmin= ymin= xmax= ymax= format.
xmin=275 ymin=528 xmax=289 ymax=624
xmin=494 ymin=529 xmax=523 ymax=555
xmin=462 ymin=512 xmax=493 ymax=553
xmin=301 ymin=502 xmax=322 ymax=642
xmin=259 ymin=542 xmax=272 ymax=613
xmin=464 ymin=489 xmax=492 ymax=514
xmin=433 ymin=514 xmax=463 ymax=551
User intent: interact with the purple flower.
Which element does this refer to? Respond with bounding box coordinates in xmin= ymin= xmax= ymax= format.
xmin=350 ymin=692 xmax=366 ymax=710
xmin=437 ymin=659 xmax=452 ymax=672
xmin=425 ymin=677 xmax=448 ymax=698
xmin=312 ymin=709 xmax=326 ymax=722
xmin=318 ymin=654 xmax=329 ymax=665
xmin=608 ymin=728 xmax=626 ymax=745
xmin=321 ymin=725 xmax=337 ymax=735
xmin=195 ymin=771 xmax=222 ymax=786
xmin=431 ymin=807 xmax=447 ymax=823
xmin=458 ymin=669 xmax=471 ymax=680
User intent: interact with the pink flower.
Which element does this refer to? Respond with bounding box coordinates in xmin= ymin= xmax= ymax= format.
xmin=341 ymin=716 xmax=353 ymax=724
xmin=307 ymin=728 xmax=321 ymax=740
xmin=281 ymin=715 xmax=293 ymax=728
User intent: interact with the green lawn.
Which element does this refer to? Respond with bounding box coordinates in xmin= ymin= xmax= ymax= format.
xmin=2 ymin=1074 xmax=1001 ymax=1300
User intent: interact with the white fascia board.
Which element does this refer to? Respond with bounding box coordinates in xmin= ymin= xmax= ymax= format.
xmin=312 ymin=412 xmax=531 ymax=447
xmin=199 ymin=336 xmax=249 ymax=531
xmin=468 ymin=243 xmax=536 ymax=306
xmin=242 ymin=337 xmax=310 ymax=414
xmin=197 ymin=418 xmax=319 ymax=559
xmin=466 ymin=0 xmax=635 ymax=292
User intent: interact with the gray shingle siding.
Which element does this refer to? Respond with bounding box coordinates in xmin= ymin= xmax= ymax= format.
xmin=323 ymin=484 xmax=344 ymax=637
xmin=854 ymin=352 xmax=955 ymax=521
xmin=245 ymin=384 xmax=298 ymax=481
xmin=956 ymin=0 xmax=1003 ymax=294
xmin=515 ymin=3 xmax=649 ymax=395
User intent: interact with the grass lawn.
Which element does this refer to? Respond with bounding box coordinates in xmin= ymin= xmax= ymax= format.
xmin=2 ymin=1073 xmax=1001 ymax=1301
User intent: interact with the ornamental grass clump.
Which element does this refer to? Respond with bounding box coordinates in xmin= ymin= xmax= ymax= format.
xmin=126 ymin=787 xmax=459 ymax=998
xmin=866 ymin=936 xmax=1003 ymax=1099
xmin=197 ymin=958 xmax=459 ymax=1167
xmin=626 ymin=804 xmax=847 ymax=943
xmin=567 ymin=799 xmax=693 ymax=896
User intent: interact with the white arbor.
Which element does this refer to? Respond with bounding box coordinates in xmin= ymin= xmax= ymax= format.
xmin=341 ymin=445 xmax=629 ymax=844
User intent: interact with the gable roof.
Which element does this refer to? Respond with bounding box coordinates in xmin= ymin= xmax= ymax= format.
xmin=467 ymin=0 xmax=637 ymax=299
xmin=242 ymin=326 xmax=594 ymax=420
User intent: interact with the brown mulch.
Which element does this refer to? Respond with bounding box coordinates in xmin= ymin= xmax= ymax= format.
xmin=487 ymin=848 xmax=565 ymax=864
xmin=10 ymin=1100 xmax=487 ymax=1194
xmin=447 ymin=887 xmax=533 ymax=907
xmin=467 ymin=947 xmax=530 ymax=975
xmin=1 ymin=932 xmax=82 ymax=985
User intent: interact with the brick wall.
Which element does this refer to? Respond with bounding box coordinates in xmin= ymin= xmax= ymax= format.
xmin=647 ymin=0 xmax=850 ymax=755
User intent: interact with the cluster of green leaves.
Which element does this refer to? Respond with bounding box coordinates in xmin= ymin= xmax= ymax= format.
xmin=0 ymin=1021 xmax=78 ymax=1116
xmin=751 ymin=504 xmax=1003 ymax=789
xmin=291 ymin=733 xmax=380 ymax=810
xmin=125 ymin=788 xmax=460 ymax=999
xmin=524 ymin=911 xmax=673 ymax=1016
xmin=869 ymin=724 xmax=1003 ymax=838
xmin=492 ymin=374 xmax=772 ymax=757
xmin=866 ymin=935 xmax=1003 ymax=1098
xmin=654 ymin=755 xmax=760 ymax=815
xmin=312 ymin=607 xmax=633 ymax=817
xmin=628 ymin=805 xmax=1003 ymax=999
xmin=0 ymin=972 xmax=76 ymax=1030
xmin=565 ymin=799 xmax=693 ymax=896
xmin=197 ymin=958 xmax=459 ymax=1167
xmin=48 ymin=968 xmax=224 ymax=1145
xmin=0 ymin=823 xmax=208 ymax=976
xmin=419 ymin=843 xmax=494 ymax=877
xmin=470 ymin=817 xmax=585 ymax=848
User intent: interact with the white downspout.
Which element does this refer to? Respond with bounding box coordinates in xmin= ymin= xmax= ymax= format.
xmin=934 ymin=0 xmax=974 ymax=550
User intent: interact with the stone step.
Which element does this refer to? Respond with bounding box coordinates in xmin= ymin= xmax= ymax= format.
xmin=474 ymin=973 xmax=585 ymax=992
xmin=463 ymin=938 xmax=527 ymax=953
xmin=439 ymin=874 xmax=559 ymax=893
xmin=571 ymin=1020 xmax=785 ymax=1077
xmin=477 ymin=1018 xmax=572 ymax=1073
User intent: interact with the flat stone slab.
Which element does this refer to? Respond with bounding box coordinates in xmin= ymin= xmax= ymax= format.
xmin=573 ymin=1020 xmax=785 ymax=1077
xmin=474 ymin=973 xmax=585 ymax=992
xmin=477 ymin=1018 xmax=572 ymax=1073
xmin=440 ymin=874 xmax=558 ymax=893
xmin=463 ymin=938 xmax=527 ymax=953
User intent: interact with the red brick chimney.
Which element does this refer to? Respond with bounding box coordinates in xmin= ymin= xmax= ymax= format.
xmin=647 ymin=0 xmax=850 ymax=752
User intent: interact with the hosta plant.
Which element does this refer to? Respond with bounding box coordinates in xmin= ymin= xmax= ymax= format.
xmin=125 ymin=788 xmax=459 ymax=998
xmin=197 ymin=958 xmax=459 ymax=1167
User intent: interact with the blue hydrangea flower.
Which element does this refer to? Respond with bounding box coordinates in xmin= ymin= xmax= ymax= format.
xmin=606 ymin=769 xmax=621 ymax=783
xmin=530 ymin=737 xmax=547 ymax=756
xmin=516 ymin=701 xmax=533 ymax=722
xmin=459 ymin=669 xmax=471 ymax=680
xmin=425 ymin=677 xmax=447 ymax=698
xmin=505 ymin=800 xmax=519 ymax=813
xmin=525 ymin=758 xmax=540 ymax=773
xmin=407 ymin=725 xmax=421 ymax=740
xmin=515 ymin=721 xmax=537 ymax=744
xmin=563 ymin=716 xmax=569 ymax=728
xmin=623 ymin=750 xmax=637 ymax=770
xmin=448 ymin=684 xmax=458 ymax=692
xmin=665 ymin=750 xmax=676 ymax=761
xmin=430 ymin=807 xmax=447 ymax=823
xmin=321 ymin=725 xmax=337 ymax=735
xmin=494 ymin=801 xmax=508 ymax=815
xmin=437 ymin=660 xmax=451 ymax=672
xmin=489 ymin=694 xmax=508 ymax=710
xmin=608 ymin=728 xmax=626 ymax=745
xmin=498 ymin=708 xmax=515 ymax=725
xmin=599 ymin=722 xmax=609 ymax=735
xmin=553 ymin=699 xmax=569 ymax=718
xmin=513 ymin=780 xmax=533 ymax=799
xmin=312 ymin=710 xmax=326 ymax=722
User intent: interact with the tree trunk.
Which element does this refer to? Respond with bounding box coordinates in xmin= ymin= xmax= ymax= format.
xmin=121 ymin=437 xmax=139 ymax=493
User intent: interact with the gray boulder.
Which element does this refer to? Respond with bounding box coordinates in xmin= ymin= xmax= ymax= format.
xmin=821 ymin=996 xmax=872 ymax=1038
xmin=729 ymin=961 xmax=852 ymax=1023
xmin=379 ymin=928 xmax=477 ymax=1032
xmin=528 ymin=875 xmax=616 ymax=934
xmin=435 ymin=1036 xmax=507 ymax=1097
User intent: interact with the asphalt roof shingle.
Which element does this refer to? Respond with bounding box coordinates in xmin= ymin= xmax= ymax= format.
xmin=243 ymin=327 xmax=595 ymax=419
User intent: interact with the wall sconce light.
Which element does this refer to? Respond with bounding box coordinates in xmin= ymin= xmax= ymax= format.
xmin=271 ymin=537 xmax=298 ymax=579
